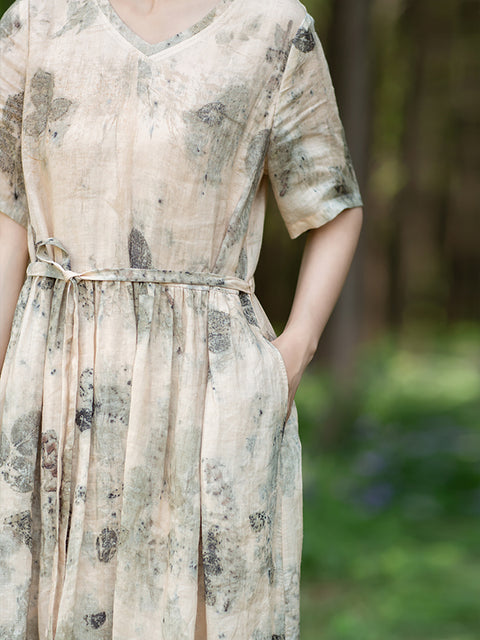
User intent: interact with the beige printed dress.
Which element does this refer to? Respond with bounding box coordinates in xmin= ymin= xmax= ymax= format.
xmin=0 ymin=0 xmax=363 ymax=637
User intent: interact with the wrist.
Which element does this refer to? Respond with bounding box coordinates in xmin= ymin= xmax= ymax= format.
xmin=281 ymin=324 xmax=318 ymax=368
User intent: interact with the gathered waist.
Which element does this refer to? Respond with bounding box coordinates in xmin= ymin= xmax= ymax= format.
xmin=26 ymin=237 xmax=255 ymax=295
xmin=23 ymin=236 xmax=256 ymax=629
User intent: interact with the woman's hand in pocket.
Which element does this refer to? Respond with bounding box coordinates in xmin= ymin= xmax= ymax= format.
xmin=271 ymin=329 xmax=315 ymax=422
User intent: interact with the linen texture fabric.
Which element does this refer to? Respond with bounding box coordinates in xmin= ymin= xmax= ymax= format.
xmin=0 ymin=0 xmax=363 ymax=637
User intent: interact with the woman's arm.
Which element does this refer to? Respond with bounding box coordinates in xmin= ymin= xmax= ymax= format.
xmin=0 ymin=212 xmax=29 ymax=374
xmin=272 ymin=205 xmax=364 ymax=419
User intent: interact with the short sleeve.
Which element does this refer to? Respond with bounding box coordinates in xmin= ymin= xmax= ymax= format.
xmin=266 ymin=12 xmax=364 ymax=239
xmin=0 ymin=0 xmax=29 ymax=229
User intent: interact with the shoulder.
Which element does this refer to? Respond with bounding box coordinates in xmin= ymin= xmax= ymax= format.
xmin=255 ymin=0 xmax=309 ymax=27
xmin=240 ymin=0 xmax=314 ymax=50
xmin=0 ymin=0 xmax=28 ymax=28
xmin=0 ymin=0 xmax=69 ymax=30
xmin=0 ymin=0 xmax=29 ymax=53
xmin=23 ymin=0 xmax=95 ymax=42
xmin=29 ymin=0 xmax=68 ymax=22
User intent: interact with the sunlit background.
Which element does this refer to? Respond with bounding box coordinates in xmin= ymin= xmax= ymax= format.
xmin=1 ymin=0 xmax=479 ymax=637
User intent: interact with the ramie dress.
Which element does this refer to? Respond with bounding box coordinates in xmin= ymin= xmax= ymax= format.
xmin=0 ymin=0 xmax=363 ymax=637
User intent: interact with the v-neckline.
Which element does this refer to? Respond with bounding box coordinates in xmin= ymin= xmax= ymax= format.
xmin=94 ymin=0 xmax=237 ymax=58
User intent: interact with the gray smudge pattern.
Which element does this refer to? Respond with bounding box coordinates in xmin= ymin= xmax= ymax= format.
xmin=0 ymin=0 xmax=363 ymax=637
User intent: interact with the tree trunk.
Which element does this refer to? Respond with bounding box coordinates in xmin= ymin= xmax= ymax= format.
xmin=321 ymin=0 xmax=372 ymax=377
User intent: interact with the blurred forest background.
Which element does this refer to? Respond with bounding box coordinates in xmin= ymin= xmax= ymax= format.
xmin=1 ymin=0 xmax=479 ymax=637
xmin=255 ymin=0 xmax=480 ymax=638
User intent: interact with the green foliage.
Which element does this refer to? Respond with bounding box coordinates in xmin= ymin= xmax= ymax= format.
xmin=298 ymin=326 xmax=480 ymax=638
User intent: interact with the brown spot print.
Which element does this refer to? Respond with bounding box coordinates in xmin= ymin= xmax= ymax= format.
xmin=202 ymin=524 xmax=223 ymax=606
xmin=265 ymin=47 xmax=288 ymax=73
xmin=96 ymin=527 xmax=118 ymax=562
xmin=128 ymin=227 xmax=153 ymax=269
xmin=24 ymin=69 xmax=74 ymax=139
xmin=78 ymin=367 xmax=94 ymax=398
xmin=239 ymin=292 xmax=258 ymax=327
xmin=249 ymin=511 xmax=269 ymax=533
xmin=83 ymin=611 xmax=107 ymax=629
xmin=41 ymin=429 xmax=58 ymax=492
xmin=328 ymin=164 xmax=360 ymax=202
xmin=332 ymin=171 xmax=351 ymax=195
xmin=207 ymin=309 xmax=231 ymax=353
xmin=75 ymin=407 xmax=93 ymax=432
xmin=75 ymin=367 xmax=94 ymax=431
xmin=327 ymin=131 xmax=361 ymax=200
xmin=265 ymin=21 xmax=294 ymax=73
xmin=250 ymin=510 xmax=275 ymax=585
xmin=107 ymin=486 xmax=121 ymax=499
xmin=37 ymin=276 xmax=55 ymax=290
xmin=51 ymin=0 xmax=99 ymax=38
xmin=264 ymin=73 xmax=281 ymax=104
xmin=196 ymin=102 xmax=227 ymax=126
xmin=204 ymin=526 xmax=223 ymax=575
xmin=0 ymin=91 xmax=26 ymax=204
xmin=76 ymin=280 xmax=95 ymax=321
xmin=74 ymin=484 xmax=87 ymax=503
xmin=292 ymin=26 xmax=315 ymax=53
xmin=2 ymin=510 xmax=32 ymax=550
xmin=0 ymin=410 xmax=41 ymax=493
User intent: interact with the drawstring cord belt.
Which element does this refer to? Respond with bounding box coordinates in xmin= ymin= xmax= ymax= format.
xmin=25 ymin=237 xmax=254 ymax=635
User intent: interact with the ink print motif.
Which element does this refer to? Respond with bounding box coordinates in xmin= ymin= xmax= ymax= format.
xmin=0 ymin=0 xmax=363 ymax=637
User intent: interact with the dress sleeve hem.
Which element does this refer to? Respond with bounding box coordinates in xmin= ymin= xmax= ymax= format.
xmin=285 ymin=194 xmax=364 ymax=239
xmin=0 ymin=198 xmax=29 ymax=230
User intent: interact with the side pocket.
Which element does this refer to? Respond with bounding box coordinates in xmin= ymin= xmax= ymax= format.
xmin=263 ymin=337 xmax=290 ymax=425
xmin=238 ymin=291 xmax=290 ymax=424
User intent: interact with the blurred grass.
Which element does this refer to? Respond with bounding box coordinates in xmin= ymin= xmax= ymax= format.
xmin=297 ymin=323 xmax=480 ymax=639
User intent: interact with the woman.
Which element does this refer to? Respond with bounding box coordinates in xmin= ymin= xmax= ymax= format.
xmin=0 ymin=0 xmax=363 ymax=637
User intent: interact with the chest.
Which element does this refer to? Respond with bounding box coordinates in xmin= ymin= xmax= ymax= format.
xmin=106 ymin=0 xmax=226 ymax=46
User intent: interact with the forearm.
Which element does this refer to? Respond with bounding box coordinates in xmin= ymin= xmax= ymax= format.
xmin=283 ymin=206 xmax=363 ymax=363
xmin=0 ymin=214 xmax=29 ymax=373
